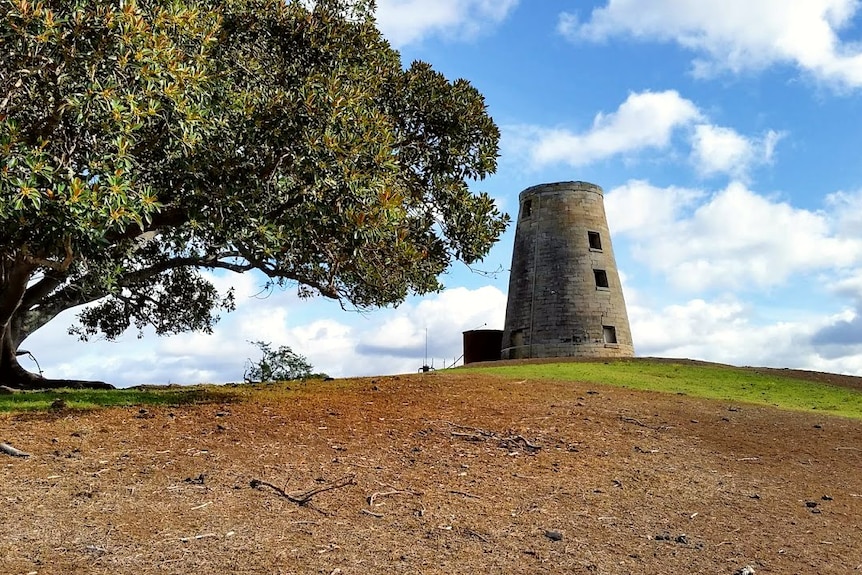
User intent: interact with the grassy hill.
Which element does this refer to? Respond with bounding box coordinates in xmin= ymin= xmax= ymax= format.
xmin=4 ymin=358 xmax=862 ymax=418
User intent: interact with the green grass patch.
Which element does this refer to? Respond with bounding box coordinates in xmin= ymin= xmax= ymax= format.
xmin=0 ymin=385 xmax=241 ymax=412
xmin=464 ymin=360 xmax=862 ymax=419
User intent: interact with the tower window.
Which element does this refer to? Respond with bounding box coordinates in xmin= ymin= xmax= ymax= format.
xmin=603 ymin=326 xmax=617 ymax=344
xmin=522 ymin=199 xmax=532 ymax=219
xmin=594 ymin=269 xmax=609 ymax=289
xmin=588 ymin=231 xmax=602 ymax=250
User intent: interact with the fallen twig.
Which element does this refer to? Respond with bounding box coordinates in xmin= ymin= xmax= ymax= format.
xmin=621 ymin=416 xmax=649 ymax=427
xmin=446 ymin=422 xmax=542 ymax=452
xmin=0 ymin=442 xmax=30 ymax=457
xmin=250 ymin=474 xmax=356 ymax=505
xmin=180 ymin=533 xmax=218 ymax=542
xmin=619 ymin=416 xmax=673 ymax=431
xmin=361 ymin=509 xmax=384 ymax=518
xmin=464 ymin=528 xmax=489 ymax=542
xmin=450 ymin=490 xmax=482 ymax=499
xmin=368 ymin=488 xmax=423 ymax=506
xmin=501 ymin=434 xmax=541 ymax=452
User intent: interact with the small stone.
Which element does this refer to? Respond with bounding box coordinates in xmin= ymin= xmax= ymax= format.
xmin=544 ymin=530 xmax=563 ymax=541
xmin=734 ymin=566 xmax=756 ymax=575
xmin=805 ymin=501 xmax=818 ymax=508
xmin=822 ymin=495 xmax=833 ymax=501
xmin=675 ymin=534 xmax=689 ymax=544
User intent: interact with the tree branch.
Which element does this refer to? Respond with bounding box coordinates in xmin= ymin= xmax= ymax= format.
xmin=21 ymin=238 xmax=74 ymax=272
xmin=14 ymin=253 xmax=253 ymax=343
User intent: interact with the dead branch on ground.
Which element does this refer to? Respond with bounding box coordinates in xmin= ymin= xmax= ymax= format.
xmin=444 ymin=422 xmax=542 ymax=452
xmin=1 ymin=442 xmax=30 ymax=457
xmin=620 ymin=416 xmax=673 ymax=431
xmin=250 ymin=474 xmax=356 ymax=505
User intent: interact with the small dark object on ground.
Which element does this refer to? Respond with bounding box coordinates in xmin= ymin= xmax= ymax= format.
xmin=0 ymin=442 xmax=30 ymax=457
xmin=544 ymin=530 xmax=563 ymax=541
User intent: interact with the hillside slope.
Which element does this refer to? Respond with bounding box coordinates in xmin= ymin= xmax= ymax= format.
xmin=2 ymin=365 xmax=862 ymax=574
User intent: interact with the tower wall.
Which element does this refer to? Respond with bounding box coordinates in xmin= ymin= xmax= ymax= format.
xmin=501 ymin=181 xmax=634 ymax=360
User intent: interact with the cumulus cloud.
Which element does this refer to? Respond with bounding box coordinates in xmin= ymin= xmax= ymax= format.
xmin=810 ymin=267 xmax=862 ymax=349
xmin=356 ymin=286 xmax=507 ymax=361
xmin=525 ymin=90 xmax=702 ymax=167
xmin=376 ymin=0 xmax=518 ymax=46
xmin=626 ymin=292 xmax=842 ymax=371
xmin=606 ymin=180 xmax=862 ymax=292
xmin=505 ymin=90 xmax=781 ymax=178
xmin=690 ymin=126 xmax=784 ymax=180
xmin=22 ymin=282 xmax=507 ymax=387
xmin=559 ymin=0 xmax=862 ymax=88
xmin=604 ymin=179 xmax=703 ymax=233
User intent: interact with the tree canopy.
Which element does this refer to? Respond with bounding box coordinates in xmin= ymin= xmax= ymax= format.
xmin=0 ymin=0 xmax=508 ymax=389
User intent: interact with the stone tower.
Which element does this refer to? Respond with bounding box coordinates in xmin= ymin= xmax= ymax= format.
xmin=501 ymin=181 xmax=634 ymax=360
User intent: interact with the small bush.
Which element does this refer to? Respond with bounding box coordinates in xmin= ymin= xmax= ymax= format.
xmin=243 ymin=341 xmax=326 ymax=383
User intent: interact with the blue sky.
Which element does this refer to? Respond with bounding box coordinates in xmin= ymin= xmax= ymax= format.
xmin=22 ymin=0 xmax=862 ymax=385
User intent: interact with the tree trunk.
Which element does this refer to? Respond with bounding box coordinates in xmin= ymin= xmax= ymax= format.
xmin=0 ymin=324 xmax=114 ymax=390
xmin=1 ymin=258 xmax=113 ymax=390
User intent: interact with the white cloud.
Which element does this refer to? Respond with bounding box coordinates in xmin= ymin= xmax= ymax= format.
xmin=22 ymin=283 xmax=507 ymax=386
xmin=559 ymin=0 xmax=862 ymax=88
xmin=357 ymin=285 xmax=507 ymax=362
xmin=627 ymin=293 xmax=842 ymax=371
xmin=376 ymin=0 xmax=518 ymax=46
xmin=506 ymin=90 xmax=781 ymax=178
xmin=690 ymin=125 xmax=784 ymax=179
xmin=604 ymin=179 xmax=703 ymax=233
xmin=606 ymin=180 xmax=862 ymax=291
xmin=527 ymin=90 xmax=702 ymax=166
xmin=825 ymin=189 xmax=862 ymax=236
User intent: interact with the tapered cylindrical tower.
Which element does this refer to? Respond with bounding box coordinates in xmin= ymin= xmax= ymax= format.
xmin=501 ymin=181 xmax=634 ymax=360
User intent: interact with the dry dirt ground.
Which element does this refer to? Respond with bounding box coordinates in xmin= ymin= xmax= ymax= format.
xmin=2 ymin=369 xmax=862 ymax=574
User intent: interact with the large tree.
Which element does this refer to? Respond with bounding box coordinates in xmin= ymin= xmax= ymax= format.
xmin=0 ymin=0 xmax=508 ymax=389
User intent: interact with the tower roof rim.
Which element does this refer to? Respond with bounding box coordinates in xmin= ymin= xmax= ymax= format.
xmin=519 ymin=181 xmax=604 ymax=198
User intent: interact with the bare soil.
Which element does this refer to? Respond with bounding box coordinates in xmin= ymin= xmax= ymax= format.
xmin=2 ymin=369 xmax=862 ymax=574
